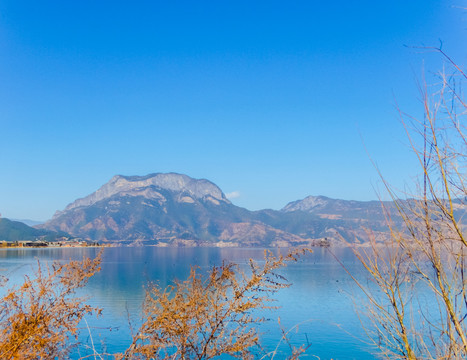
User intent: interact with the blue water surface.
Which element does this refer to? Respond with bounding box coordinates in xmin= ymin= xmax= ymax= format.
xmin=0 ymin=247 xmax=378 ymax=359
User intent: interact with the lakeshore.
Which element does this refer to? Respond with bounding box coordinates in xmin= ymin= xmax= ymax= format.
xmin=0 ymin=240 xmax=102 ymax=248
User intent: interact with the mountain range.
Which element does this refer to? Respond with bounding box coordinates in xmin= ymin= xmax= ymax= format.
xmin=36 ymin=172 xmax=404 ymax=247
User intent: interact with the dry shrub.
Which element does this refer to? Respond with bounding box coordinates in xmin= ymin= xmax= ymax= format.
xmin=350 ymin=47 xmax=467 ymax=360
xmin=0 ymin=253 xmax=102 ymax=359
xmin=119 ymin=248 xmax=310 ymax=360
xmin=0 ymin=248 xmax=310 ymax=360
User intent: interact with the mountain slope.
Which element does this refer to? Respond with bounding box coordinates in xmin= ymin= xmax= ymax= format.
xmin=0 ymin=218 xmax=68 ymax=242
xmin=269 ymin=195 xmax=401 ymax=243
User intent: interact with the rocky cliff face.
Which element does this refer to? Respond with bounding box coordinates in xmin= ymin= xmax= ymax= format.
xmin=54 ymin=173 xmax=230 ymax=218
xmin=281 ymin=195 xmax=330 ymax=212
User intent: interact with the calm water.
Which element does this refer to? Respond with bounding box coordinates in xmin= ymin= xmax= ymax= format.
xmin=0 ymin=247 xmax=379 ymax=359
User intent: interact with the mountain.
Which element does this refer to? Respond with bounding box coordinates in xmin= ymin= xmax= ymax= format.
xmin=39 ymin=173 xmax=408 ymax=247
xmin=10 ymin=218 xmax=44 ymax=226
xmin=272 ymin=195 xmax=400 ymax=243
xmin=58 ymin=173 xmax=230 ymax=214
xmin=40 ymin=173 xmax=311 ymax=246
xmin=280 ymin=195 xmax=396 ymax=232
xmin=0 ymin=218 xmax=69 ymax=242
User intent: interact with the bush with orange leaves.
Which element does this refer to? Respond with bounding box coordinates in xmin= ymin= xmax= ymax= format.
xmin=119 ymin=248 xmax=310 ymax=360
xmin=0 ymin=248 xmax=310 ymax=360
xmin=0 ymin=253 xmax=102 ymax=359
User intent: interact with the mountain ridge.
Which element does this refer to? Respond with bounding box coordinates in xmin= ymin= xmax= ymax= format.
xmin=54 ymin=172 xmax=230 ymax=219
xmin=39 ymin=172 xmax=416 ymax=246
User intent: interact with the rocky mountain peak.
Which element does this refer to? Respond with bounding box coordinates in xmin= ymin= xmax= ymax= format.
xmin=54 ymin=173 xmax=230 ymax=218
xmin=281 ymin=195 xmax=330 ymax=212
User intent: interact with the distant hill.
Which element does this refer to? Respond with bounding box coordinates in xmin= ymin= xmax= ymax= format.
xmin=10 ymin=218 xmax=44 ymax=226
xmin=38 ymin=172 xmax=413 ymax=247
xmin=0 ymin=218 xmax=69 ymax=242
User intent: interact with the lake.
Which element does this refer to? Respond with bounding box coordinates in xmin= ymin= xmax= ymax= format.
xmin=0 ymin=246 xmax=379 ymax=359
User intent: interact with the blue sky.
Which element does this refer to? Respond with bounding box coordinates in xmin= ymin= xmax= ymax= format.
xmin=0 ymin=1 xmax=465 ymax=220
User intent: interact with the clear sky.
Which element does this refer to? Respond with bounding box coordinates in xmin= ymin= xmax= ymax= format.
xmin=0 ymin=1 xmax=466 ymax=221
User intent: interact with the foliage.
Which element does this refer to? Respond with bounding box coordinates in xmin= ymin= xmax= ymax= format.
xmin=119 ymin=248 xmax=310 ymax=360
xmin=0 ymin=254 xmax=102 ymax=359
xmin=0 ymin=248 xmax=310 ymax=360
